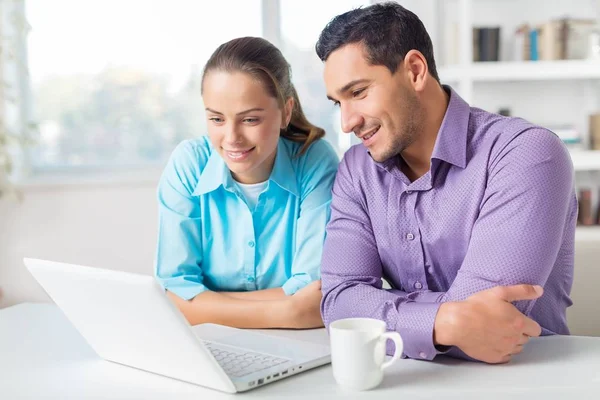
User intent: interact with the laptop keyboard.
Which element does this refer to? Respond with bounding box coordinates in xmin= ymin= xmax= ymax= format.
xmin=203 ymin=341 xmax=290 ymax=378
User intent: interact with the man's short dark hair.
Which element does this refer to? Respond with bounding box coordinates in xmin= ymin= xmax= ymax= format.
xmin=315 ymin=2 xmax=440 ymax=82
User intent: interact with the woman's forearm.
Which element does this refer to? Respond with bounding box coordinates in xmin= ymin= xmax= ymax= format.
xmin=166 ymin=290 xmax=293 ymax=328
xmin=219 ymin=287 xmax=286 ymax=301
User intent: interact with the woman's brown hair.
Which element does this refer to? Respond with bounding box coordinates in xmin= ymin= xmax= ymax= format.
xmin=201 ymin=37 xmax=324 ymax=155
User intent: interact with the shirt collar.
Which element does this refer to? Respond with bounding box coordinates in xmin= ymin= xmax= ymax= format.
xmin=192 ymin=138 xmax=299 ymax=197
xmin=193 ymin=149 xmax=232 ymax=196
xmin=430 ymin=85 xmax=470 ymax=169
xmin=266 ymin=139 xmax=299 ymax=197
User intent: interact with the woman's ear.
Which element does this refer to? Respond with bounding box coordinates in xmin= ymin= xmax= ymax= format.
xmin=282 ymin=97 xmax=294 ymax=129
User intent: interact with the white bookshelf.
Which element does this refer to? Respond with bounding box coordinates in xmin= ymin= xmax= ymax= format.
xmin=570 ymin=150 xmax=600 ymax=171
xmin=439 ymin=60 xmax=600 ymax=83
xmin=427 ymin=0 xmax=600 ymax=238
xmin=433 ymin=1 xmax=600 ymax=164
xmin=575 ymin=226 xmax=600 ymax=241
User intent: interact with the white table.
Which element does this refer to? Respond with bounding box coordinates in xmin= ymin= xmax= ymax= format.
xmin=1 ymin=303 xmax=599 ymax=399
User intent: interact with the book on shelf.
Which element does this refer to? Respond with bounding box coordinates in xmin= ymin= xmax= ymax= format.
xmin=538 ymin=20 xmax=565 ymax=60
xmin=473 ymin=27 xmax=500 ymax=62
xmin=530 ymin=29 xmax=539 ymax=61
xmin=547 ymin=125 xmax=582 ymax=148
xmin=578 ymin=188 xmax=595 ymax=226
xmin=514 ymin=24 xmax=531 ymax=61
xmin=514 ymin=18 xmax=597 ymax=61
xmin=597 ymin=190 xmax=600 ymax=225
xmin=591 ymin=113 xmax=600 ymax=151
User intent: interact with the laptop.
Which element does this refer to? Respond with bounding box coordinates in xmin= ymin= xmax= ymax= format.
xmin=24 ymin=258 xmax=331 ymax=393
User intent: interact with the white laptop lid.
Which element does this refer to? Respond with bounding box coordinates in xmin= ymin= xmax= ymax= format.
xmin=24 ymin=258 xmax=237 ymax=393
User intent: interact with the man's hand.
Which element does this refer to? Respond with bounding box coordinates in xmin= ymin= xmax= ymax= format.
xmin=434 ymin=284 xmax=544 ymax=363
xmin=286 ymin=280 xmax=324 ymax=329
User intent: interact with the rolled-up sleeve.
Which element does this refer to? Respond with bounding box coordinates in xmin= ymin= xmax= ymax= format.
xmin=155 ymin=141 xmax=207 ymax=300
xmin=283 ymin=140 xmax=339 ymax=295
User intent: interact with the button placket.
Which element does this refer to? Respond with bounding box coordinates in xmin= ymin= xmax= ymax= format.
xmin=241 ymin=203 xmax=257 ymax=290
xmin=405 ymin=189 xmax=427 ymax=293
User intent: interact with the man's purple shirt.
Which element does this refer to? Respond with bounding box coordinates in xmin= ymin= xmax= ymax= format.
xmin=320 ymin=87 xmax=577 ymax=360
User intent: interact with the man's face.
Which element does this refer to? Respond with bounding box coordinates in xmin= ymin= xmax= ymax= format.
xmin=323 ymin=43 xmax=423 ymax=162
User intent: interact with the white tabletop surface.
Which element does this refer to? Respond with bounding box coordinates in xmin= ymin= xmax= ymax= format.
xmin=1 ymin=303 xmax=599 ymax=399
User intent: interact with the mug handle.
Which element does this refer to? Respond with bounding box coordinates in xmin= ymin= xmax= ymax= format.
xmin=379 ymin=332 xmax=404 ymax=370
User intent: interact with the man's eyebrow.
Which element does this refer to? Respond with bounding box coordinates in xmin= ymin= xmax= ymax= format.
xmin=327 ymin=79 xmax=371 ymax=102
xmin=338 ymin=79 xmax=370 ymax=95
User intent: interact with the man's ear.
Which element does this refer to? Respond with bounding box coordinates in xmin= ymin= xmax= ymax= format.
xmin=403 ymin=50 xmax=429 ymax=92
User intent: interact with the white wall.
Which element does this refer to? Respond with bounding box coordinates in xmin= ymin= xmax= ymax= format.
xmin=0 ymin=179 xmax=159 ymax=308
xmin=570 ymin=236 xmax=600 ymax=336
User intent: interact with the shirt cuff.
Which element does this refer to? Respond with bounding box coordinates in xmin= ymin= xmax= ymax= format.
xmin=282 ymin=273 xmax=312 ymax=295
xmin=410 ymin=290 xmax=445 ymax=303
xmin=159 ymin=278 xmax=208 ymax=300
xmin=387 ymin=289 xmax=445 ymax=303
xmin=392 ymin=302 xmax=442 ymax=361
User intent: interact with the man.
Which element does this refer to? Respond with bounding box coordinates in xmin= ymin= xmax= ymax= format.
xmin=316 ymin=2 xmax=576 ymax=364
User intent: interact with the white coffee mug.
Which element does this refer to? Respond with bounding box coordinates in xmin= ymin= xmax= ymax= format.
xmin=329 ymin=317 xmax=404 ymax=391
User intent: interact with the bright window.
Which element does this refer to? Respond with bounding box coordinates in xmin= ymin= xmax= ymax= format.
xmin=281 ymin=0 xmax=371 ymax=155
xmin=23 ymin=0 xmax=372 ymax=174
xmin=26 ymin=0 xmax=262 ymax=169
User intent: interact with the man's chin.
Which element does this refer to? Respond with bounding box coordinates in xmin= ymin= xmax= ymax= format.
xmin=368 ymin=150 xmax=392 ymax=163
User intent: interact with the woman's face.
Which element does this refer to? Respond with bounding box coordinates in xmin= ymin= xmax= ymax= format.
xmin=203 ymin=71 xmax=291 ymax=184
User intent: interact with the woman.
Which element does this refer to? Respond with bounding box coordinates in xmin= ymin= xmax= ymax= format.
xmin=155 ymin=37 xmax=339 ymax=329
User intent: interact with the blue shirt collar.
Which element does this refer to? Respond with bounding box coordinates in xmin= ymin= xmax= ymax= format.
xmin=269 ymin=139 xmax=299 ymax=196
xmin=192 ymin=149 xmax=232 ymax=195
xmin=192 ymin=138 xmax=299 ymax=197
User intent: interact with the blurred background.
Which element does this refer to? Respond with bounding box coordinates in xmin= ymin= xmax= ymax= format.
xmin=0 ymin=0 xmax=599 ymax=335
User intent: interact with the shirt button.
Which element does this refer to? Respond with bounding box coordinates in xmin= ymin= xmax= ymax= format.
xmin=414 ymin=281 xmax=423 ymax=290
xmin=248 ymin=241 xmax=255 ymax=248
xmin=247 ymin=276 xmax=255 ymax=283
xmin=406 ymin=233 xmax=414 ymax=241
xmin=406 ymin=190 xmax=412 ymax=194
xmin=428 ymin=266 xmax=434 ymax=274
xmin=419 ymin=352 xmax=427 ymax=359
